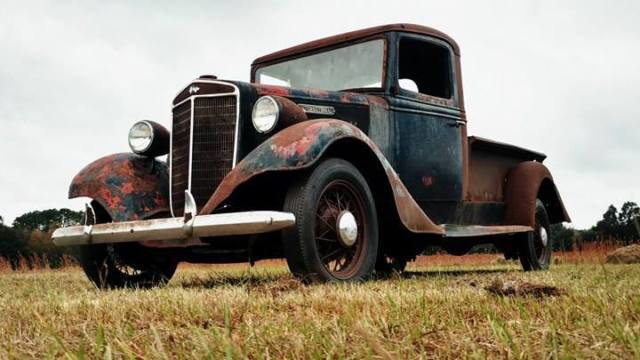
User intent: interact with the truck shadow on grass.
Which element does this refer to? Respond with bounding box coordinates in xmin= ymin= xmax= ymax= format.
xmin=398 ymin=268 xmax=518 ymax=279
xmin=176 ymin=267 xmax=518 ymax=290
xmin=175 ymin=267 xmax=564 ymax=299
xmin=178 ymin=271 xmax=296 ymax=290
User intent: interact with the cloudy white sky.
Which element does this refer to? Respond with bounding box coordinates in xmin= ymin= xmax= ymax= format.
xmin=0 ymin=0 xmax=638 ymax=229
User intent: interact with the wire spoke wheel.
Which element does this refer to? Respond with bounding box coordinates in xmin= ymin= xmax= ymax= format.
xmin=315 ymin=180 xmax=368 ymax=279
xmin=282 ymin=158 xmax=378 ymax=283
xmin=77 ymin=204 xmax=178 ymax=289
xmin=106 ymin=245 xmax=145 ymax=277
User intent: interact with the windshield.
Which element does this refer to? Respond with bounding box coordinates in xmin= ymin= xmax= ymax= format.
xmin=255 ymin=39 xmax=385 ymax=91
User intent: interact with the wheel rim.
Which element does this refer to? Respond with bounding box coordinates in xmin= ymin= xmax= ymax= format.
xmin=314 ymin=180 xmax=368 ymax=280
xmin=106 ymin=245 xmax=144 ymax=277
xmin=336 ymin=211 xmax=358 ymax=247
xmin=540 ymin=227 xmax=549 ymax=247
xmin=534 ymin=221 xmax=550 ymax=264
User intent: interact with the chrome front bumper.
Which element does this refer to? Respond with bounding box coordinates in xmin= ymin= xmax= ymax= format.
xmin=52 ymin=192 xmax=295 ymax=247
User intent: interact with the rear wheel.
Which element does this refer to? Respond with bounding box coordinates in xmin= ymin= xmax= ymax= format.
xmin=283 ymin=158 xmax=379 ymax=282
xmin=78 ymin=205 xmax=178 ymax=289
xmin=519 ymin=199 xmax=553 ymax=271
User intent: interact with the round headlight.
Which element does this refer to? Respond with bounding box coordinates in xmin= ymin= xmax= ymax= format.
xmin=252 ymin=96 xmax=280 ymax=133
xmin=128 ymin=121 xmax=154 ymax=154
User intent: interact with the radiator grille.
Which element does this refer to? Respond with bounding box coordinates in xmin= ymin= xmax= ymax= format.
xmin=170 ymin=101 xmax=191 ymax=216
xmin=170 ymin=94 xmax=237 ymax=216
xmin=191 ymin=96 xmax=236 ymax=209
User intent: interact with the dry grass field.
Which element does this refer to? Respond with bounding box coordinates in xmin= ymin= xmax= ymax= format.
xmin=1 ymin=247 xmax=639 ymax=359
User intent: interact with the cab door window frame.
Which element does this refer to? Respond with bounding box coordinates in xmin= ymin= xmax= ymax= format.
xmin=394 ymin=33 xmax=459 ymax=109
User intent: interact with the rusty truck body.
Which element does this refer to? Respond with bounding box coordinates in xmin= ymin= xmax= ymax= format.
xmin=53 ymin=24 xmax=570 ymax=287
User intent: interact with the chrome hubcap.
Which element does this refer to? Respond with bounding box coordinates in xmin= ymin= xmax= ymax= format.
xmin=540 ymin=227 xmax=549 ymax=247
xmin=336 ymin=211 xmax=358 ymax=247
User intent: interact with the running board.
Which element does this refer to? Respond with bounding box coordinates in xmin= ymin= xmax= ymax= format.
xmin=442 ymin=224 xmax=533 ymax=238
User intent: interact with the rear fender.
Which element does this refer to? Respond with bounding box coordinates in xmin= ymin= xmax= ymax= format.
xmin=504 ymin=161 xmax=570 ymax=226
xmin=69 ymin=153 xmax=169 ymax=222
xmin=200 ymin=119 xmax=443 ymax=234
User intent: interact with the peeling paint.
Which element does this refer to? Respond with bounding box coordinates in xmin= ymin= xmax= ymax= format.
xmin=69 ymin=153 xmax=170 ymax=222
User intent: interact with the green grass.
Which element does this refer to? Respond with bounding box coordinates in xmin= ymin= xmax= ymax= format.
xmin=1 ymin=262 xmax=639 ymax=359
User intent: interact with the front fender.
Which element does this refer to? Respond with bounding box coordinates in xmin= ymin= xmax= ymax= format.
xmin=201 ymin=119 xmax=443 ymax=234
xmin=69 ymin=153 xmax=169 ymax=222
xmin=504 ymin=161 xmax=570 ymax=226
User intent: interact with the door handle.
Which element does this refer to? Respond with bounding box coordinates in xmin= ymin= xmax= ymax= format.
xmin=449 ymin=120 xmax=466 ymax=128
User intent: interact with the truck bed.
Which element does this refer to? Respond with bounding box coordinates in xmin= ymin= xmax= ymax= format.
xmin=467 ymin=136 xmax=545 ymax=203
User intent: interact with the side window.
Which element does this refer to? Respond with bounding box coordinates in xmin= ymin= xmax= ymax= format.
xmin=398 ymin=38 xmax=453 ymax=99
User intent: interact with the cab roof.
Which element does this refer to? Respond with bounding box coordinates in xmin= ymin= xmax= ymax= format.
xmin=251 ymin=23 xmax=460 ymax=66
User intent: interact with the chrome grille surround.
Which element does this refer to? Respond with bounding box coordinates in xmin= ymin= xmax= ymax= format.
xmin=170 ymin=101 xmax=192 ymax=215
xmin=169 ymin=80 xmax=240 ymax=217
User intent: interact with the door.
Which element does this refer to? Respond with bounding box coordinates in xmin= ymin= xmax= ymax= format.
xmin=390 ymin=36 xmax=465 ymax=223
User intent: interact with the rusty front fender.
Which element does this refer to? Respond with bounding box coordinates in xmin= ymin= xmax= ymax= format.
xmin=201 ymin=119 xmax=443 ymax=235
xmin=69 ymin=153 xmax=170 ymax=222
xmin=504 ymin=161 xmax=571 ymax=226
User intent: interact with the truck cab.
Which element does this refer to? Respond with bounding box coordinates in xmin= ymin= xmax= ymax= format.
xmin=54 ymin=24 xmax=570 ymax=288
xmin=253 ymin=26 xmax=467 ymax=223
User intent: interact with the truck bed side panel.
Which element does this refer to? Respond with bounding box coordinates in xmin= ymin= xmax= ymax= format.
xmin=467 ymin=136 xmax=546 ymax=202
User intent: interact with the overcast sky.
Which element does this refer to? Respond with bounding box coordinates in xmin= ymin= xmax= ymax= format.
xmin=0 ymin=0 xmax=638 ymax=229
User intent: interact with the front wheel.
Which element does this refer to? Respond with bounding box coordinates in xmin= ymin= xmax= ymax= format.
xmin=77 ymin=204 xmax=177 ymax=289
xmin=519 ymin=199 xmax=553 ymax=271
xmin=282 ymin=158 xmax=379 ymax=282
xmin=78 ymin=243 xmax=178 ymax=289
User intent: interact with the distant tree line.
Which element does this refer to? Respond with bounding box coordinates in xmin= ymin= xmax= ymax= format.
xmin=0 ymin=202 xmax=638 ymax=268
xmin=0 ymin=209 xmax=83 ymax=269
xmin=431 ymin=202 xmax=640 ymax=255
xmin=546 ymin=201 xmax=640 ymax=251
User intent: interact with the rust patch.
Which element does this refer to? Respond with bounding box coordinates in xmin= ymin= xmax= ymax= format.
xmin=254 ymin=84 xmax=291 ymax=98
xmin=69 ymin=153 xmax=169 ymax=222
xmin=200 ymin=119 xmax=443 ymax=235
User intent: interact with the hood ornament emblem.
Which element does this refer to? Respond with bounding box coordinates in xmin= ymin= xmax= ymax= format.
xmin=189 ymin=85 xmax=200 ymax=94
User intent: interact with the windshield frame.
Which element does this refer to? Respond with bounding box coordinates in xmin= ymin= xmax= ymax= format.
xmin=251 ymin=35 xmax=389 ymax=93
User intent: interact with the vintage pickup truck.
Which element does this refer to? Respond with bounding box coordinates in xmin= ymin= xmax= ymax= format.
xmin=53 ymin=24 xmax=570 ymax=288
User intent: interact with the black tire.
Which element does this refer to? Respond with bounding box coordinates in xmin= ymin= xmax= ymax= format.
xmin=282 ymin=158 xmax=379 ymax=282
xmin=519 ymin=199 xmax=553 ymax=271
xmin=78 ymin=205 xmax=178 ymax=289
xmin=375 ymin=255 xmax=408 ymax=274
